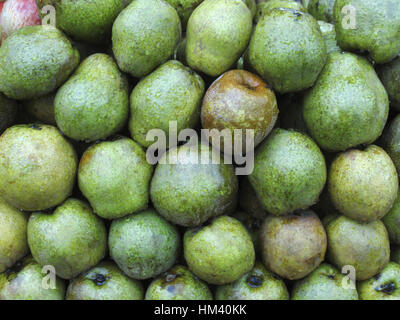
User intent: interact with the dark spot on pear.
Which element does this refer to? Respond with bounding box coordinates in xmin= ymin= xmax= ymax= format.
xmin=375 ymin=283 xmax=395 ymax=295
xmin=247 ymin=275 xmax=263 ymax=288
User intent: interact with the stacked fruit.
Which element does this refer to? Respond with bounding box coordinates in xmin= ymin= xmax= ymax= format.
xmin=0 ymin=0 xmax=400 ymax=300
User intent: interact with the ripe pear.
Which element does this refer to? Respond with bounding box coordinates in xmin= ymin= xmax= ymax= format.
xmin=292 ymin=263 xmax=358 ymax=300
xmin=259 ymin=211 xmax=327 ymax=280
xmin=328 ymin=145 xmax=398 ymax=223
xmin=326 ymin=215 xmax=390 ymax=281
xmin=0 ymin=256 xmax=66 ymax=300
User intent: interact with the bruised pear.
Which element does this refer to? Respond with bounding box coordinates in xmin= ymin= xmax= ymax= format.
xmin=201 ymin=70 xmax=278 ymax=153
xmin=129 ymin=60 xmax=204 ymax=148
xmin=215 ymin=262 xmax=289 ymax=300
xmin=357 ymin=262 xmax=400 ymax=300
xmin=259 ymin=210 xmax=327 ymax=280
xmin=66 ymin=261 xmax=143 ymax=300
xmin=0 ymin=256 xmax=66 ymax=300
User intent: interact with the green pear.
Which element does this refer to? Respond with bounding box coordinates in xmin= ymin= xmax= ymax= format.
xmin=328 ymin=145 xmax=398 ymax=223
xmin=317 ymin=21 xmax=340 ymax=54
xmin=249 ymin=129 xmax=326 ymax=216
xmin=0 ymin=25 xmax=79 ymax=100
xmin=112 ymin=0 xmax=181 ymax=78
xmin=383 ymin=190 xmax=400 ymax=245
xmin=165 ymin=0 xmax=205 ymax=28
xmin=303 ymin=52 xmax=389 ymax=151
xmin=249 ymin=8 xmax=326 ymax=93
xmin=382 ymin=114 xmax=400 ymax=173
xmin=150 ymin=143 xmax=238 ymax=227
xmin=0 ymin=92 xmax=17 ymax=134
xmin=291 ymin=263 xmax=358 ymax=300
xmin=129 ymin=60 xmax=204 ymax=148
xmin=215 ymin=262 xmax=289 ymax=300
xmin=0 ymin=199 xmax=28 ymax=273
xmin=0 ymin=256 xmax=66 ymax=300
xmin=0 ymin=124 xmax=77 ymax=211
xmin=28 ymin=198 xmax=107 ymax=280
xmin=145 ymin=265 xmax=213 ymax=300
xmin=36 ymin=0 xmax=124 ymax=44
xmin=55 ymin=53 xmax=129 ymax=142
xmin=66 ymin=261 xmax=143 ymax=300
xmin=358 ymin=262 xmax=400 ymax=300
xmin=259 ymin=211 xmax=327 ymax=280
xmin=306 ymin=0 xmax=335 ymax=22
xmin=109 ymin=210 xmax=180 ymax=280
xmin=326 ymin=215 xmax=390 ymax=281
xmin=184 ymin=216 xmax=255 ymax=285
xmin=378 ymin=57 xmax=400 ymax=111
xmin=78 ymin=137 xmax=153 ymax=220
xmin=255 ymin=0 xmax=306 ymax=24
xmin=333 ymin=0 xmax=400 ymax=64
xmin=186 ymin=0 xmax=252 ymax=77
xmin=23 ymin=93 xmax=56 ymax=125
